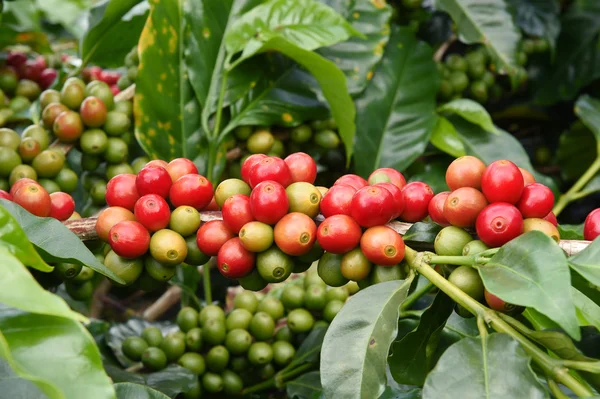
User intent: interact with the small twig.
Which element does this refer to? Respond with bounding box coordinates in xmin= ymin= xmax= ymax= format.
xmin=100 ymin=295 xmax=136 ymax=317
xmin=90 ymin=279 xmax=112 ymax=318
xmin=125 ymin=363 xmax=144 ymax=373
xmin=49 ymin=140 xmax=73 ymax=154
xmin=433 ymin=35 xmax=456 ymax=62
xmin=226 ymin=147 xmax=242 ymax=161
xmin=114 ymin=84 xmax=136 ymax=102
xmin=142 ymin=285 xmax=182 ymax=321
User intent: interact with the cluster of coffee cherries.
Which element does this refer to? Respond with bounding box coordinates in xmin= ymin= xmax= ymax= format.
xmin=428 ymin=156 xmax=559 ymax=247
xmin=120 ymin=277 xmax=351 ymax=397
xmin=0 ymin=177 xmax=75 ymax=220
xmin=116 ymin=46 xmax=139 ymax=91
xmin=82 ymin=66 xmax=122 ymax=96
xmin=95 ymin=158 xmax=216 ymax=287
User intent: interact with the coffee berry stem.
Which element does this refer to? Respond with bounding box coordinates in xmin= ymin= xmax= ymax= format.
xmin=427 ymin=254 xmax=491 ymax=267
xmin=547 ymin=378 xmax=571 ymax=399
xmin=553 ymin=156 xmax=600 ymax=216
xmin=404 ymin=246 xmax=595 ymax=397
xmin=203 ymin=258 xmax=214 ymax=305
xmin=241 ymin=363 xmax=315 ymax=395
xmin=400 ymin=281 xmax=435 ymax=311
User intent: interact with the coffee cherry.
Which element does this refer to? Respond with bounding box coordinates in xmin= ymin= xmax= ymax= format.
xmin=584 ymin=208 xmax=600 ymax=241
xmin=0 ymin=190 xmax=12 ymax=201
xmin=217 ymin=237 xmax=256 ymax=279
xmin=197 ymin=220 xmax=235 ymax=256
xmin=462 ymin=240 xmax=490 ymax=256
xmin=150 ymin=229 xmax=188 ymax=266
xmin=169 ymin=206 xmax=200 ymax=237
xmin=13 ymin=182 xmax=51 ymax=217
xmin=360 ymin=226 xmax=405 ymax=266
xmin=104 ymin=249 xmax=143 ymax=286
xmin=481 ymin=160 xmax=524 ymax=204
xmin=49 ymin=192 xmax=75 ymax=221
xmin=334 ymin=174 xmax=368 ymax=191
xmin=399 ymin=182 xmax=434 ymax=222
xmin=340 ymin=247 xmax=373 ymax=281
xmin=241 ymin=154 xmax=267 ymax=184
xmin=95 ymin=206 xmax=136 ymax=241
xmin=542 ymin=211 xmax=558 ymax=227
xmin=284 ymin=152 xmax=317 ymax=184
xmin=256 ymin=246 xmax=294 ymax=283
xmin=443 ymin=187 xmax=488 ymax=228
xmin=166 ymin=158 xmax=198 ymax=182
xmin=250 ymin=180 xmax=289 ymax=225
xmin=248 ymin=156 xmax=292 ymax=188
xmin=286 ymin=182 xmax=322 ymax=218
xmin=273 ymin=212 xmax=317 ymax=256
xmin=108 ymin=220 xmax=150 ymax=258
xmin=516 ymin=183 xmax=554 ymax=218
xmin=106 ymin=174 xmax=139 ymax=211
xmin=169 ymin=174 xmax=213 ymax=210
xmin=136 ymin=166 xmax=172 ymax=198
xmin=79 ymin=96 xmax=107 ymax=127
xmin=523 ymin=218 xmax=560 ymax=242
xmin=519 ymin=168 xmax=536 ymax=186
xmin=373 ymin=182 xmax=405 ymax=219
xmin=222 ymin=194 xmax=254 ymax=234
xmin=287 ymin=308 xmax=314 ymax=333
xmin=239 ymin=221 xmax=274 ymax=252
xmin=53 ymin=110 xmax=83 ymax=142
xmin=368 ymin=168 xmax=406 ymax=190
xmin=317 ymin=215 xmax=362 ymax=254
xmin=448 ymin=266 xmax=484 ymax=301
xmin=434 ymin=226 xmax=473 ymax=256
xmin=428 ymin=191 xmax=450 ymax=226
xmin=320 ymin=184 xmax=356 ymax=217
xmin=351 ymin=185 xmax=395 ymax=227
xmin=476 ymin=203 xmax=523 ymax=247
xmin=445 ymin=156 xmax=486 ymax=190
xmin=484 ymin=289 xmax=524 ymax=315
xmin=215 ymin=178 xmax=251 ymax=208
xmin=145 ymin=159 xmax=168 ymax=169
xmin=18 ymin=137 xmax=41 ymax=163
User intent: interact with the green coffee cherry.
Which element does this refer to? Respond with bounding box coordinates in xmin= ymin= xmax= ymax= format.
xmin=122 ymin=336 xmax=148 ymax=361
xmin=233 ymin=291 xmax=258 ymax=313
xmin=462 ymin=240 xmax=490 ymax=256
xmin=448 ymin=266 xmax=484 ymax=301
xmin=142 ymin=347 xmax=167 ymax=371
xmin=141 ymin=326 xmax=163 ymax=347
xmin=434 ymin=226 xmax=473 ymax=256
xmin=176 ymin=307 xmax=199 ymax=332
xmin=178 ymin=352 xmax=206 ymax=375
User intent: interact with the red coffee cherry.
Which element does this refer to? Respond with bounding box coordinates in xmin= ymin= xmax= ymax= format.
xmin=519 ymin=168 xmax=536 ymax=186
xmin=445 ymin=156 xmax=486 ymax=191
xmin=284 ymin=152 xmax=317 ymax=184
xmin=584 ymin=208 xmax=600 ymax=241
xmin=428 ymin=191 xmax=450 ymax=226
xmin=222 ymin=194 xmax=254 ymax=234
xmin=484 ymin=289 xmax=524 ymax=315
xmin=334 ymin=174 xmax=368 ymax=191
xmin=476 ymin=203 xmax=523 ymax=247
xmin=79 ymin=96 xmax=107 ymax=128
xmin=166 ymin=158 xmax=198 ymax=183
xmin=106 ymin=174 xmax=139 ymax=211
xmin=0 ymin=190 xmax=12 ymax=201
xmin=350 ymin=185 xmax=395 ymax=228
xmin=360 ymin=226 xmax=405 ymax=266
xmin=241 ymin=154 xmax=267 ymax=184
xmin=399 ymin=182 xmax=434 ymax=222
xmin=248 ymin=156 xmax=293 ymax=188
xmin=249 ymin=180 xmax=289 ymax=225
xmin=145 ymin=159 xmax=169 ymax=169
xmin=9 ymin=178 xmax=37 ymax=197
xmin=368 ymin=168 xmax=406 ymax=190
xmin=443 ymin=187 xmax=488 ymax=228
xmin=543 ymin=211 xmax=558 ymax=227
xmin=373 ymin=182 xmax=405 ymax=219
xmin=134 ymin=194 xmax=171 ymax=232
xmin=217 ymin=237 xmax=256 ymax=279
xmin=516 ymin=183 xmax=554 ymax=218
xmin=136 ymin=166 xmax=172 ymax=198
xmin=108 ymin=220 xmax=150 ymax=259
xmin=481 ymin=160 xmax=524 ymax=204
xmin=274 ymin=212 xmax=317 ymax=256
xmin=95 ymin=206 xmax=136 ymax=242
xmin=169 ymin=174 xmax=213 ymax=210
xmin=203 ymin=196 xmax=220 ymax=211
xmin=317 ymin=215 xmax=362 ymax=254
xmin=196 ymin=220 xmax=235 ymax=256
xmin=13 ymin=182 xmax=51 ymax=217
xmin=49 ymin=192 xmax=75 ymax=221
xmin=320 ymin=184 xmax=356 ymax=217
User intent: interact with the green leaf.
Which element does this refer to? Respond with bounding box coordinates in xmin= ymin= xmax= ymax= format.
xmin=571 ymin=270 xmax=600 ymax=309
xmin=0 ymin=201 xmax=51 ymax=272
xmin=34 ymin=0 xmax=89 ymax=37
xmin=569 ymin=237 xmax=600 ymax=287
xmin=558 ymin=224 xmax=584 ymax=240
xmin=407 ymin=158 xmax=451 ymax=194
xmin=574 ymin=95 xmax=600 ymax=142
xmin=389 ymin=292 xmax=454 ymax=385
xmin=288 ymin=324 xmax=328 ymax=369
xmin=321 ymin=277 xmax=413 ymax=399
xmin=354 ymin=27 xmax=439 ymax=176
xmin=80 ymin=0 xmax=149 ymax=68
xmin=107 ymin=318 xmax=178 ymax=367
xmin=435 ymin=0 xmax=521 ymax=84
xmin=573 ymin=287 xmax=600 ymax=330
xmin=0 ymin=199 xmax=125 ymax=284
xmin=448 ymin=116 xmax=557 ymax=192
xmin=224 ymin=0 xmax=361 ymax=58
xmin=438 ymin=99 xmax=496 ymax=133
xmin=134 ymin=0 xmax=202 ymax=164
xmin=0 ymin=333 xmax=63 ymax=399
xmin=556 ymin=123 xmax=597 ymax=181
xmin=403 ymin=222 xmax=443 ymax=244
xmin=430 ymin=116 xmax=466 ymax=158
xmin=0 ymin=249 xmax=86 ymax=323
xmin=108 ymin=365 xmax=196 ymax=398
xmin=318 ymin=0 xmax=393 ymax=95
xmin=0 ymin=308 xmax=115 ymax=399
xmin=229 ymin=36 xmax=356 ymax=164
xmin=581 ymin=174 xmax=600 ymax=197
xmin=533 ymin=5 xmax=600 ymax=105
xmin=115 ymin=383 xmax=170 ymax=399
xmin=287 ymin=371 xmax=322 ymax=399
xmin=507 ymin=0 xmax=560 ymax=53
xmin=480 ymin=231 xmax=580 ymax=339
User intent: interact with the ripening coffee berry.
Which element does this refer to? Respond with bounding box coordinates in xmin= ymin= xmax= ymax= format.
xmin=428 ymin=191 xmax=450 ymax=226
xmin=360 ymin=226 xmax=405 ymax=266
xmin=136 ymin=166 xmax=172 ymax=198
xmin=516 ymin=183 xmax=554 ymax=218
xmin=350 ymin=185 xmax=395 ymax=227
xmin=584 ymin=208 xmax=600 ymax=241
xmin=249 ymin=180 xmax=289 ymax=225
xmin=134 ymin=194 xmax=171 ymax=232
xmin=481 ymin=160 xmax=524 ymax=204
xmin=169 ymin=174 xmax=213 ymax=210
xmin=320 ymin=184 xmax=356 ymax=217
xmin=334 ymin=174 xmax=368 ymax=191
xmin=166 ymin=158 xmax=198 ymax=183
xmin=445 ymin=156 xmax=486 ymax=190
xmin=368 ymin=168 xmax=406 ymax=190
xmin=399 ymin=182 xmax=434 ymax=222
xmin=317 ymin=215 xmax=362 ymax=254
xmin=49 ymin=192 xmax=75 ymax=221
xmin=95 ymin=206 xmax=136 ymax=242
xmin=373 ymin=182 xmax=405 ymax=219
xmin=273 ymin=212 xmax=317 ymax=256
xmin=284 ymin=152 xmax=317 ymax=184
xmin=443 ymin=187 xmax=488 ymax=228
xmin=221 ymin=194 xmax=254 ymax=234
xmin=476 ymin=203 xmax=523 ymax=247
xmin=197 ymin=220 xmax=235 ymax=256
xmin=217 ymin=237 xmax=256 ymax=279
xmin=248 ymin=156 xmax=293 ymax=188
xmin=106 ymin=174 xmax=139 ymax=211
xmin=108 ymin=220 xmax=150 ymax=258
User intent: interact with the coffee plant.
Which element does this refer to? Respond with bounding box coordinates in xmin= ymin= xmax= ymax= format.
xmin=0 ymin=0 xmax=599 ymax=398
